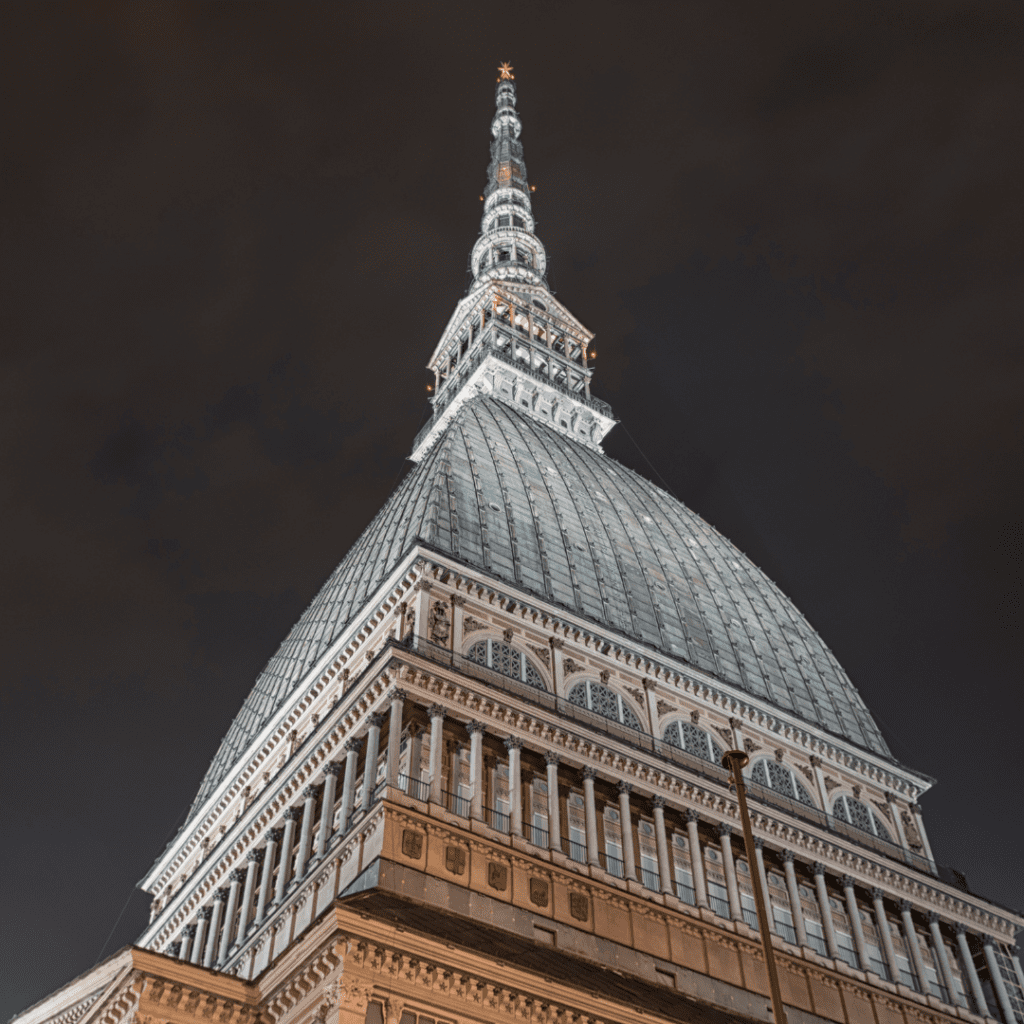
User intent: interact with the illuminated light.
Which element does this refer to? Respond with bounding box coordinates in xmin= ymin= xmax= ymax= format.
xmin=479 ymin=195 xmax=484 ymax=200
xmin=498 ymin=62 xmax=514 ymax=80
xmin=530 ymin=185 xmax=536 ymax=192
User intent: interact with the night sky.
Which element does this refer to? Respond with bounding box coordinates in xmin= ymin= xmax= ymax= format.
xmin=2 ymin=3 xmax=1022 ymax=1016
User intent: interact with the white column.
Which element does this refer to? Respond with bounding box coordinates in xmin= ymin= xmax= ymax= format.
xmin=360 ymin=713 xmax=384 ymax=811
xmin=190 ymin=909 xmax=210 ymax=964
xmin=256 ymin=828 xmax=281 ymax=924
xmin=1012 ymin=952 xmax=1024 ymax=995
xmin=294 ymin=784 xmax=318 ymax=879
xmin=719 ymin=824 xmax=743 ymax=922
xmin=652 ymin=797 xmax=673 ymax=895
xmin=235 ymin=849 xmax=262 ymax=943
xmin=505 ymin=737 xmax=523 ymax=835
xmin=180 ymin=923 xmax=197 ymax=962
xmin=899 ymin=900 xmax=929 ymax=992
xmin=910 ymin=804 xmax=937 ymax=868
xmin=617 ymin=782 xmax=636 ymax=880
xmin=582 ymin=766 xmax=600 ymax=866
xmin=686 ymin=809 xmax=708 ymax=908
xmin=428 ymin=705 xmax=446 ymax=804
xmin=203 ymin=887 xmax=228 ymax=967
xmin=872 ymin=888 xmax=900 ymax=983
xmin=316 ymin=763 xmax=342 ymax=857
xmin=927 ymin=913 xmax=959 ymax=1005
xmin=955 ymin=925 xmax=990 ymax=1016
xmin=842 ymin=876 xmax=869 ymax=972
xmin=549 ymin=637 xmax=564 ymax=692
xmin=274 ymin=808 xmax=301 ymax=903
xmin=217 ymin=870 xmax=245 ymax=964
xmin=642 ymin=678 xmax=659 ymax=733
xmin=783 ymin=851 xmax=809 ymax=948
xmin=813 ymin=863 xmax=841 ymax=959
xmin=983 ymin=937 xmax=1017 ymax=1024
xmin=546 ymin=752 xmax=562 ymax=853
xmin=339 ymin=739 xmax=359 ymax=830
xmin=754 ymin=839 xmax=774 ymax=933
xmin=385 ymin=689 xmax=406 ymax=788
xmin=468 ymin=721 xmax=485 ymax=821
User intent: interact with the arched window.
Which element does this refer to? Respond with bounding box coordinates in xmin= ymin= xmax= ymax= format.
xmin=566 ymin=680 xmax=643 ymax=730
xmin=466 ymin=640 xmax=546 ymax=689
xmin=663 ymin=721 xmax=723 ymax=763
xmin=750 ymin=759 xmax=816 ymax=806
xmin=833 ymin=794 xmax=893 ymax=842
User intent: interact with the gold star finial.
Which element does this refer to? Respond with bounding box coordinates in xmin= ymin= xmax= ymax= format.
xmin=497 ymin=62 xmax=514 ymax=81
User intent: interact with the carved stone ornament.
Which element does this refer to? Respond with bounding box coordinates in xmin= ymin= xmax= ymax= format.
xmin=527 ymin=643 xmax=551 ymax=667
xmin=871 ymin=799 xmax=892 ymax=821
xmin=402 ymin=829 xmax=424 ymax=859
xmin=563 ymin=657 xmax=584 ymax=675
xmin=488 ymin=862 xmax=509 ymax=891
xmin=463 ymin=616 xmax=488 ymax=633
xmin=824 ymin=776 xmax=840 ymax=792
xmin=795 ymin=763 xmax=815 ymax=783
xmin=690 ymin=710 xmax=700 ymax=723
xmin=503 ymin=627 xmax=514 ymax=642
xmin=429 ymin=600 xmax=451 ymax=645
xmin=656 ymin=698 xmax=674 ymax=716
xmin=529 ymin=877 xmax=549 ymax=907
xmin=744 ymin=738 xmax=763 ymax=754
xmin=852 ymin=784 xmax=862 ymax=799
xmin=599 ymin=669 xmax=610 ymax=684
xmin=901 ymin=810 xmax=924 ymax=850
xmin=715 ymin=726 xmax=734 ymax=745
xmin=624 ymin=686 xmax=646 ymax=706
xmin=445 ymin=845 xmax=467 ymax=875
xmin=570 ymin=892 xmax=590 ymax=922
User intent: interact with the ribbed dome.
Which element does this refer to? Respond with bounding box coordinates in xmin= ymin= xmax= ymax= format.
xmin=189 ymin=397 xmax=890 ymax=818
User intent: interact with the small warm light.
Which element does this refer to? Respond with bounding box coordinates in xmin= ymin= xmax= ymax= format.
xmin=530 ymin=185 xmax=536 ymax=192
xmin=590 ymin=351 xmax=596 ymax=358
xmin=427 ymin=385 xmax=433 ymax=392
xmin=479 ymin=195 xmax=484 ymax=201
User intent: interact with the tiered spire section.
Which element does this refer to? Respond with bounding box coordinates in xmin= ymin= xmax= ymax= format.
xmin=410 ymin=65 xmax=617 ymax=462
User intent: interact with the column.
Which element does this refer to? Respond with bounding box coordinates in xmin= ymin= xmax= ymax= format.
xmin=581 ymin=766 xmax=600 ymax=866
xmin=729 ymin=716 xmax=747 ymax=754
xmin=813 ymin=863 xmax=841 ymax=959
xmin=451 ymin=594 xmax=466 ymax=652
xmin=339 ymin=739 xmax=360 ymax=830
xmin=407 ymin=726 xmax=424 ymax=792
xmin=754 ymin=839 xmax=774 ymax=933
xmin=385 ymin=689 xmax=406 ymax=788
xmin=642 ymin=679 xmax=659 ymax=733
xmin=955 ymin=925 xmax=989 ymax=1016
xmin=617 ymin=782 xmax=637 ymax=880
xmin=841 ymin=876 xmax=869 ymax=972
xmin=203 ymin=887 xmax=228 ymax=967
xmin=549 ymin=637 xmax=564 ymax=692
xmin=718 ymin=824 xmax=743 ymax=922
xmin=468 ymin=721 xmax=485 ymax=821
xmin=316 ymin=763 xmax=342 ymax=857
xmin=1012 ymin=952 xmax=1024 ymax=995
xmin=686 ymin=810 xmax=708 ymax=908
xmin=190 ymin=910 xmax=209 ymax=965
xmin=428 ymin=705 xmax=446 ymax=804
xmin=782 ymin=852 xmax=808 ymax=947
xmin=886 ymin=792 xmax=909 ymax=849
xmin=983 ymin=937 xmax=1017 ymax=1024
xmin=871 ymin=889 xmax=901 ymax=984
xmin=360 ymin=713 xmax=384 ymax=811
xmin=810 ymin=756 xmax=830 ymax=810
xmin=236 ymin=849 xmax=262 ymax=941
xmin=218 ymin=869 xmax=245 ymax=963
xmin=180 ymin=923 xmax=197 ymax=962
xmin=899 ymin=900 xmax=929 ymax=992
xmin=927 ymin=913 xmax=958 ymax=1005
xmin=546 ymin=752 xmax=562 ymax=853
xmin=910 ymin=804 xmax=937 ymax=867
xmin=256 ymin=828 xmax=281 ymax=923
xmin=652 ymin=796 xmax=673 ymax=896
xmin=505 ymin=737 xmax=523 ymax=835
xmin=294 ymin=784 xmax=318 ymax=879
xmin=411 ymin=579 xmax=433 ymax=648
xmin=274 ymin=808 xmax=301 ymax=903
xmin=168 ymin=940 xmax=182 ymax=958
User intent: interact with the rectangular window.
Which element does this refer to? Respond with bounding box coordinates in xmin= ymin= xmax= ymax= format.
xmin=707 ymin=881 xmax=731 ymax=919
xmin=567 ymin=793 xmax=587 ymax=863
xmin=773 ymin=906 xmax=798 ymax=945
xmin=603 ymin=808 xmax=623 ymax=878
xmin=530 ymin=779 xmax=548 ymax=848
xmin=805 ymin=919 xmax=829 ymax=957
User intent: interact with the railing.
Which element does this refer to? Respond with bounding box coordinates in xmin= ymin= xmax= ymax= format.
xmin=640 ymin=866 xmax=661 ymax=892
xmin=835 ymin=942 xmax=860 ymax=970
xmin=866 ymin=951 xmax=891 ymax=982
xmin=675 ymin=879 xmax=697 ymax=906
xmin=487 ymin=807 xmax=511 ymax=833
xmin=399 ymin=774 xmax=429 ymax=802
xmin=805 ymin=930 xmax=829 ymax=957
xmin=707 ymin=892 xmax=731 ymax=919
xmin=529 ymin=823 xmax=549 ymax=848
xmin=603 ymin=853 xmax=624 ymax=879
xmin=566 ymin=838 xmax=588 ymax=864
xmin=774 ymin=918 xmax=798 ymax=945
xmin=442 ymin=790 xmax=471 ymax=819
xmin=742 ymin=906 xmax=760 ymax=930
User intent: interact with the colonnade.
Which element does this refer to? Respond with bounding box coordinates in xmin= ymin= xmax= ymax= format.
xmin=165 ymin=690 xmax=1012 ymax=1023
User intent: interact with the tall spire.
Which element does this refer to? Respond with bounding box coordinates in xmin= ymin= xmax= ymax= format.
xmin=410 ymin=68 xmax=616 ymax=462
xmin=470 ymin=63 xmax=547 ymax=288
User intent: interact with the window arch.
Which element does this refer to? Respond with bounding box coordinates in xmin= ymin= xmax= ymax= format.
xmin=567 ymin=680 xmax=643 ymax=730
xmin=832 ymin=793 xmax=893 ymax=842
xmin=750 ymin=758 xmax=816 ymax=806
xmin=662 ymin=721 xmax=723 ymax=763
xmin=466 ymin=639 xmax=546 ymax=689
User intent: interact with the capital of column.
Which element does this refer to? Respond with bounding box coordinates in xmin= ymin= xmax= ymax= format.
xmin=810 ymin=755 xmax=823 ymax=768
xmin=413 ymin=580 xmax=433 ymax=592
xmin=652 ymin=794 xmax=667 ymax=808
xmin=368 ymin=712 xmax=386 ymax=728
xmin=981 ymin=934 xmax=995 ymax=947
xmin=427 ymin=704 xmax=447 ymax=720
xmin=782 ymin=849 xmax=796 ymax=864
xmin=284 ymin=807 xmax=303 ymax=822
xmin=718 ymin=822 xmax=733 ymax=837
xmin=909 ymin=803 xmax=922 ymax=813
xmin=168 ymin=940 xmax=182 ymax=957
xmin=549 ymin=637 xmax=564 ymax=649
xmin=388 ymin=687 xmax=407 ymax=704
xmin=581 ymin=765 xmax=597 ymax=780
xmin=812 ymin=861 xmax=826 ymax=876
xmin=617 ymin=780 xmax=632 ymax=795
xmin=466 ymin=720 xmax=486 ymax=735
xmin=754 ymin=836 xmax=765 ymax=849
xmin=214 ymin=886 xmax=230 ymax=902
xmin=504 ymin=736 xmax=522 ymax=751
xmin=884 ymin=790 xmax=896 ymax=804
xmin=871 ymin=887 xmax=886 ymax=901
xmin=840 ymin=875 xmax=856 ymax=889
xmin=926 ymin=911 xmax=942 ymax=925
xmin=199 ymin=906 xmax=214 ymax=920
xmin=545 ymin=750 xmax=560 ymax=766
xmin=184 ymin=923 xmax=198 ymax=937
xmin=269 ymin=827 xmax=285 ymax=843
xmin=642 ymin=677 xmax=656 ymax=690
xmin=344 ymin=737 xmax=361 ymax=753
xmin=323 ymin=762 xmax=343 ymax=777
xmin=451 ymin=594 xmax=467 ymax=606
xmin=897 ymin=898 xmax=914 ymax=913
xmin=954 ymin=923 xmax=968 ymax=936
xmin=230 ymin=868 xmax=247 ymax=883
xmin=729 ymin=716 xmax=742 ymax=728
xmin=685 ymin=808 xmax=700 ymax=823
xmin=247 ymin=848 xmax=265 ymax=863
xmin=303 ymin=784 xmax=318 ymax=799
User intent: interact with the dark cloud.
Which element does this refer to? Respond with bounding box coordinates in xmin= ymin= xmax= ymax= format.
xmin=2 ymin=1 xmax=1021 ymax=1014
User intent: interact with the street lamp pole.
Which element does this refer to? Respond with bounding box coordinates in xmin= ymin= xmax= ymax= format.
xmin=722 ymin=749 xmax=788 ymax=1024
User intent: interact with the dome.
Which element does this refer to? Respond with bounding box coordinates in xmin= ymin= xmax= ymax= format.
xmin=189 ymin=396 xmax=890 ymax=819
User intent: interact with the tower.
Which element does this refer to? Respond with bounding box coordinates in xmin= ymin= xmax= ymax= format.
xmin=13 ymin=64 xmax=1024 ymax=1024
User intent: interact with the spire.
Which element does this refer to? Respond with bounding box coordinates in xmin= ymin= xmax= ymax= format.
xmin=410 ymin=68 xmax=616 ymax=462
xmin=470 ymin=63 xmax=547 ymax=288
